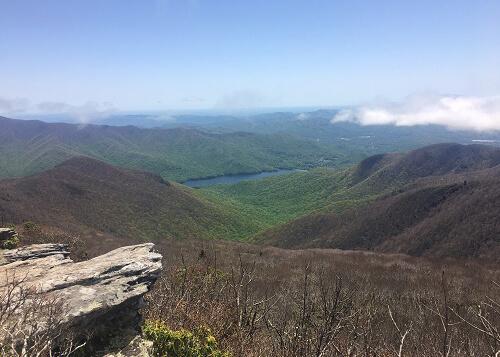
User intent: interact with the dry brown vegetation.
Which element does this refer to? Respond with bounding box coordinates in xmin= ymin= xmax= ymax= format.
xmin=0 ymin=271 xmax=86 ymax=357
xmin=12 ymin=222 xmax=141 ymax=262
xmin=4 ymin=224 xmax=500 ymax=356
xmin=145 ymin=239 xmax=500 ymax=356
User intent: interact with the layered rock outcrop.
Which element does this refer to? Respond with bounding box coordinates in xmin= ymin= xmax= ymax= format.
xmin=0 ymin=243 xmax=162 ymax=356
xmin=0 ymin=228 xmax=18 ymax=249
xmin=0 ymin=243 xmax=70 ymax=264
xmin=0 ymin=228 xmax=17 ymax=241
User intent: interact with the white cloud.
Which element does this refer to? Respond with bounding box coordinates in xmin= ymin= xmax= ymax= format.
xmin=0 ymin=97 xmax=116 ymax=123
xmin=0 ymin=97 xmax=30 ymax=113
xmin=296 ymin=113 xmax=309 ymax=120
xmin=37 ymin=101 xmax=116 ymax=123
xmin=332 ymin=93 xmax=500 ymax=132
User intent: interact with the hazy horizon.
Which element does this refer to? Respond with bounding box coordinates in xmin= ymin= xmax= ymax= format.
xmin=1 ymin=0 xmax=499 ymax=130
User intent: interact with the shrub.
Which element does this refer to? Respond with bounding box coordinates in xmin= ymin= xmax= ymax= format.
xmin=143 ymin=320 xmax=231 ymax=357
xmin=145 ymin=240 xmax=500 ymax=356
xmin=22 ymin=221 xmax=41 ymax=235
xmin=0 ymin=235 xmax=18 ymax=249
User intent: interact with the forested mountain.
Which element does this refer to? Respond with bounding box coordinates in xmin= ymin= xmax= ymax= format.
xmin=200 ymin=143 xmax=500 ymax=227
xmin=254 ymin=173 xmax=499 ymax=260
xmin=1 ymin=139 xmax=498 ymax=260
xmin=0 ymin=156 xmax=264 ymax=240
xmin=196 ymin=109 xmax=500 ymax=152
xmin=251 ymin=145 xmax=500 ymax=260
xmin=0 ymin=116 xmax=340 ymax=182
xmin=4 ymin=113 xmax=498 ymax=184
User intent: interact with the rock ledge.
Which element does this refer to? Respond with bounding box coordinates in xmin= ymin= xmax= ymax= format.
xmin=0 ymin=243 xmax=162 ymax=356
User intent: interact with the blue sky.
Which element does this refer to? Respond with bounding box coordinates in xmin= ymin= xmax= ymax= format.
xmin=1 ymin=0 xmax=499 ymax=114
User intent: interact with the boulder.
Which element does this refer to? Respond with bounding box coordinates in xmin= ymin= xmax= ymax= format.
xmin=0 ymin=243 xmax=70 ymax=265
xmin=0 ymin=228 xmax=17 ymax=241
xmin=0 ymin=228 xmax=18 ymax=249
xmin=103 ymin=335 xmax=153 ymax=357
xmin=0 ymin=243 xmax=162 ymax=356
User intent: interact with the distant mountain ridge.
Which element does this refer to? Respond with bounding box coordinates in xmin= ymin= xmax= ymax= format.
xmin=5 ymin=110 xmax=500 ymax=184
xmin=0 ymin=116 xmax=339 ymax=182
xmin=195 ymin=109 xmax=500 ymax=151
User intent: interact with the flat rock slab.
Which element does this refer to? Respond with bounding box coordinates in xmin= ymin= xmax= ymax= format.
xmin=0 ymin=243 xmax=162 ymax=351
xmin=0 ymin=243 xmax=70 ymax=265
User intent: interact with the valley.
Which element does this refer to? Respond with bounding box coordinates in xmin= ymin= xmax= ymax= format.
xmin=1 ymin=128 xmax=498 ymax=261
xmin=3 ymin=2 xmax=499 ymax=355
xmin=3 ymin=112 xmax=499 ymax=184
xmin=199 ymin=143 xmax=500 ymax=249
xmin=1 ymin=117 xmax=499 ymax=357
xmin=0 ymin=116 xmax=339 ymax=182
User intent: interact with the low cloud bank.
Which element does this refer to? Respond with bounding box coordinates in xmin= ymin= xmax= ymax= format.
xmin=332 ymin=94 xmax=500 ymax=132
xmin=0 ymin=97 xmax=116 ymax=123
xmin=38 ymin=101 xmax=115 ymax=123
xmin=0 ymin=97 xmax=30 ymax=113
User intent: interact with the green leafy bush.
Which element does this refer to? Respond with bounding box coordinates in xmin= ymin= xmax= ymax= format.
xmin=143 ymin=320 xmax=231 ymax=357
xmin=23 ymin=221 xmax=41 ymax=234
xmin=0 ymin=235 xmax=18 ymax=249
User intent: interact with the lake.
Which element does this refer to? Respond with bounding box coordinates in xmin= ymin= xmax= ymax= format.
xmin=182 ymin=169 xmax=300 ymax=187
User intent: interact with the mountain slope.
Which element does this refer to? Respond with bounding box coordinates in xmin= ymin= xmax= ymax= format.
xmin=0 ymin=116 xmax=338 ymax=182
xmin=200 ymin=143 xmax=500 ymax=227
xmin=0 ymin=157 xmax=265 ymax=240
xmin=254 ymin=175 xmax=500 ymax=260
xmin=1 ymin=143 xmax=498 ymax=259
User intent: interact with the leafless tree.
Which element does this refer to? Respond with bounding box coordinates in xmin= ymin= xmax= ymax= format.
xmin=0 ymin=270 xmax=86 ymax=357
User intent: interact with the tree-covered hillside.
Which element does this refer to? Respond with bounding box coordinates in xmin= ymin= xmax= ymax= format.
xmin=199 ymin=143 xmax=500 ymax=229
xmin=254 ymin=175 xmax=500 ymax=261
xmin=0 ymin=156 xmax=266 ymax=240
xmin=0 ymin=116 xmax=343 ymax=182
xmin=1 ymin=142 xmax=498 ymax=260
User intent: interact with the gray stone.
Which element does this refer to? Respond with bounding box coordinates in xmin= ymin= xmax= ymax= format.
xmin=103 ymin=335 xmax=153 ymax=357
xmin=0 ymin=243 xmax=70 ymax=265
xmin=0 ymin=228 xmax=17 ymax=241
xmin=0 ymin=228 xmax=16 ymax=238
xmin=0 ymin=243 xmax=162 ymax=355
